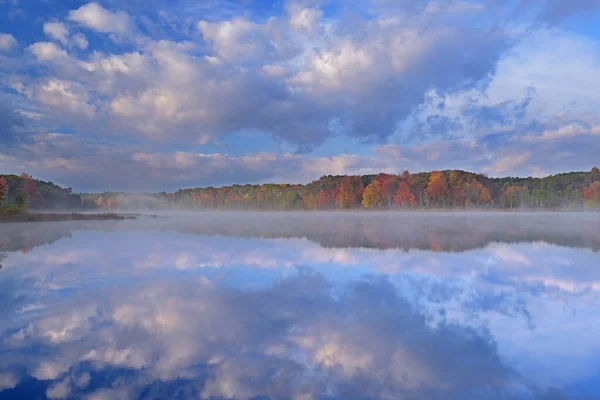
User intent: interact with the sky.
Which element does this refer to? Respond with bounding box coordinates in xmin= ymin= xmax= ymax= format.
xmin=0 ymin=0 xmax=599 ymax=192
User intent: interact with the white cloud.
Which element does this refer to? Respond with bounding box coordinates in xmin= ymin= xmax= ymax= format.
xmin=528 ymin=124 xmax=600 ymax=141
xmin=197 ymin=17 xmax=278 ymax=63
xmin=31 ymin=361 xmax=68 ymax=381
xmin=71 ymin=33 xmax=89 ymax=50
xmin=28 ymin=42 xmax=69 ymax=61
xmin=288 ymin=4 xmax=323 ymax=34
xmin=34 ymin=79 xmax=95 ymax=118
xmin=0 ymin=33 xmax=17 ymax=51
xmin=3 ymin=0 xmax=600 ymax=186
xmin=293 ymin=40 xmax=375 ymax=89
xmin=68 ymin=2 xmax=131 ymax=35
xmin=43 ymin=22 xmax=89 ymax=50
xmin=0 ymin=372 xmax=18 ymax=391
xmin=46 ymin=378 xmax=72 ymax=399
xmin=43 ymin=22 xmax=69 ymax=45
xmin=486 ymin=152 xmax=531 ymax=174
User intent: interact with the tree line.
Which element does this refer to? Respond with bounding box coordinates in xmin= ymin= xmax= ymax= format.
xmin=2 ymin=168 xmax=600 ymax=211
xmin=0 ymin=174 xmax=85 ymax=210
xmin=88 ymin=167 xmax=600 ymax=211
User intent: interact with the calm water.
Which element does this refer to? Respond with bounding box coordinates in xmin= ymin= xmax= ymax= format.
xmin=1 ymin=212 xmax=599 ymax=399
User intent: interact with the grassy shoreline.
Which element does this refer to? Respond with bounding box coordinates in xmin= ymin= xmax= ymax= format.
xmin=0 ymin=209 xmax=133 ymax=223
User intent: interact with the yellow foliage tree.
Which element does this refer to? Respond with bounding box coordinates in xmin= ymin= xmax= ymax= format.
xmin=362 ymin=180 xmax=384 ymax=209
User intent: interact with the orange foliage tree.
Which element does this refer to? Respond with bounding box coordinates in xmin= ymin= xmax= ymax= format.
xmin=394 ymin=181 xmax=416 ymax=208
xmin=427 ymin=171 xmax=448 ymax=206
xmin=336 ymin=176 xmax=363 ymax=209
xmin=464 ymin=179 xmax=491 ymax=207
xmin=0 ymin=177 xmax=8 ymax=202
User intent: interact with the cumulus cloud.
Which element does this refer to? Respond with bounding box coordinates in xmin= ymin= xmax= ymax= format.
xmin=71 ymin=33 xmax=89 ymax=50
xmin=68 ymin=2 xmax=131 ymax=35
xmin=33 ymin=79 xmax=96 ymax=119
xmin=0 ymin=0 xmax=598 ymax=188
xmin=0 ymin=372 xmax=18 ymax=391
xmin=197 ymin=17 xmax=280 ymax=63
xmin=0 ymin=272 xmax=527 ymax=399
xmin=27 ymin=42 xmax=69 ymax=61
xmin=288 ymin=4 xmax=323 ymax=33
xmin=0 ymin=33 xmax=17 ymax=51
xmin=43 ymin=22 xmax=69 ymax=45
xmin=43 ymin=21 xmax=89 ymax=50
xmin=13 ymin=0 xmax=512 ymax=149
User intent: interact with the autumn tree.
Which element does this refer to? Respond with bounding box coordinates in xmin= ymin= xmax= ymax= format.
xmin=394 ymin=181 xmax=416 ymax=208
xmin=584 ymin=181 xmax=600 ymax=207
xmin=381 ymin=176 xmax=399 ymax=207
xmin=501 ymin=185 xmax=529 ymax=209
xmin=20 ymin=173 xmax=42 ymax=208
xmin=585 ymin=167 xmax=600 ymax=186
xmin=336 ymin=176 xmax=363 ymax=209
xmin=401 ymin=170 xmax=411 ymax=184
xmin=362 ymin=180 xmax=384 ymax=209
xmin=480 ymin=187 xmax=492 ymax=205
xmin=427 ymin=171 xmax=449 ymax=207
xmin=316 ymin=188 xmax=336 ymax=209
xmin=410 ymin=173 xmax=429 ymax=207
xmin=462 ymin=179 xmax=491 ymax=207
xmin=303 ymin=193 xmax=317 ymax=210
xmin=0 ymin=177 xmax=8 ymax=202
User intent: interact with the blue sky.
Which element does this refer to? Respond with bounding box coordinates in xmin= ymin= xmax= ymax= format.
xmin=0 ymin=0 xmax=599 ymax=191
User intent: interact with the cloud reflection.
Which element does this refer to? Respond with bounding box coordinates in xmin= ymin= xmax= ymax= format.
xmin=1 ymin=272 xmax=549 ymax=400
xmin=0 ymin=214 xmax=599 ymax=399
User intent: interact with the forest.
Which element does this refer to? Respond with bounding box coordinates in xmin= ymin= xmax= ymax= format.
xmin=0 ymin=174 xmax=84 ymax=210
xmin=2 ymin=168 xmax=600 ymax=211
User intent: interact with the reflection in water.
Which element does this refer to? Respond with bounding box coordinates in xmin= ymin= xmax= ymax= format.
xmin=2 ymin=212 xmax=600 ymax=253
xmin=0 ymin=213 xmax=599 ymax=399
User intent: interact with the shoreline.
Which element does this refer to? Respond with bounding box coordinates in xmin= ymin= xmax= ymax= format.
xmin=0 ymin=211 xmax=134 ymax=223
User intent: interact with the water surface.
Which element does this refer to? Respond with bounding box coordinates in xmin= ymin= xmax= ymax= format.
xmin=1 ymin=212 xmax=599 ymax=399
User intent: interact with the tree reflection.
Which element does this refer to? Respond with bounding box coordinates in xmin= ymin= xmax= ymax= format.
xmin=1 ymin=213 xmax=599 ymax=255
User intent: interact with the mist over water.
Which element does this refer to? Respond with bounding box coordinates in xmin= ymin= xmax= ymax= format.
xmin=1 ymin=213 xmax=599 ymax=399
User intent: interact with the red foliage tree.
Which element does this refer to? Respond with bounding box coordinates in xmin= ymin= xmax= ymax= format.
xmin=20 ymin=173 xmax=43 ymax=207
xmin=584 ymin=181 xmax=600 ymax=206
xmin=316 ymin=188 xmax=336 ymax=209
xmin=336 ymin=176 xmax=361 ymax=209
xmin=394 ymin=181 xmax=416 ymax=208
xmin=381 ymin=176 xmax=398 ymax=207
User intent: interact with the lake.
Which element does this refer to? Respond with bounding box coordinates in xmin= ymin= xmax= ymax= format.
xmin=1 ymin=212 xmax=599 ymax=399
